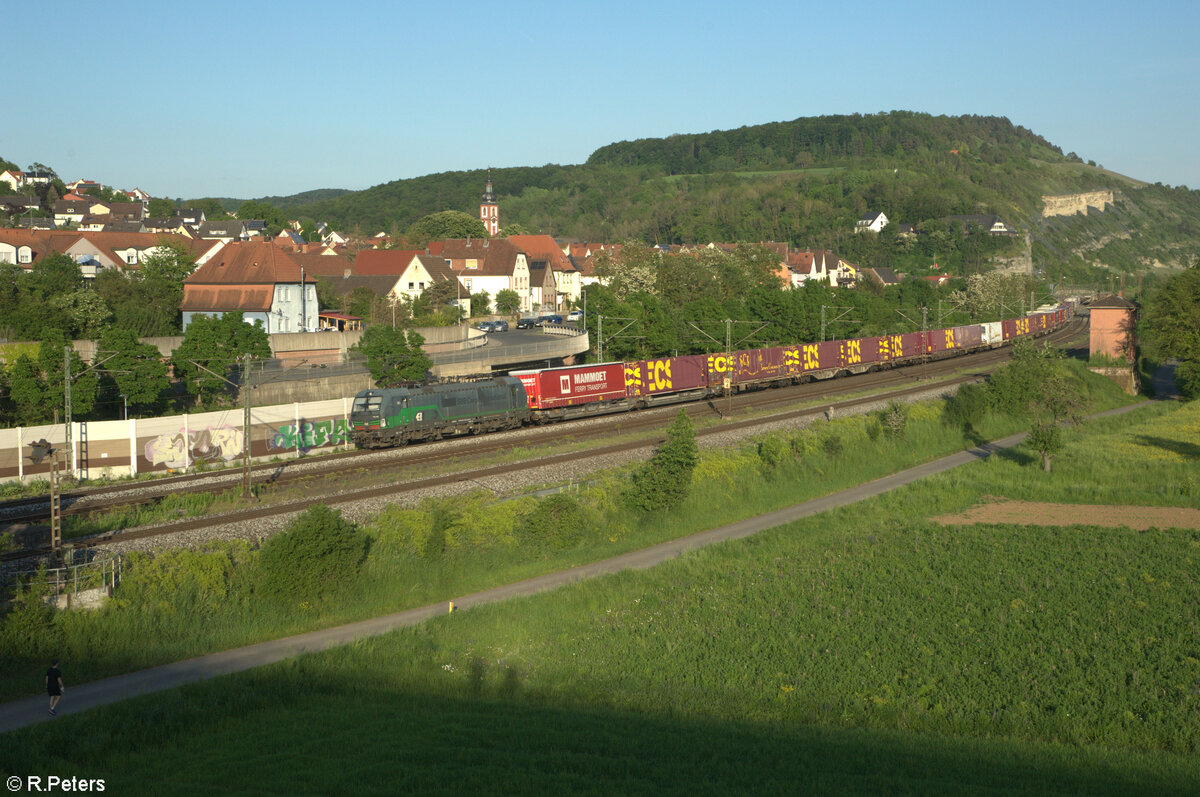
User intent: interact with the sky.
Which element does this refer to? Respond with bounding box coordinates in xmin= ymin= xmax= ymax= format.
xmin=8 ymin=0 xmax=1199 ymax=200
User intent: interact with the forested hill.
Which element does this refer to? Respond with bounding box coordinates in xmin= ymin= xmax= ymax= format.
xmin=586 ymin=112 xmax=1066 ymax=173
xmin=290 ymin=112 xmax=1200 ymax=283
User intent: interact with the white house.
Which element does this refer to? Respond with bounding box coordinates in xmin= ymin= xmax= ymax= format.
xmin=855 ymin=211 xmax=888 ymax=233
xmin=438 ymin=238 xmax=532 ymax=313
xmin=180 ymin=242 xmax=318 ymax=333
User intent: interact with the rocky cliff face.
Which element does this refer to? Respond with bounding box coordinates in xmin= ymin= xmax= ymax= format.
xmin=993 ymin=232 xmax=1033 ymax=275
xmin=1041 ymin=190 xmax=1114 ymax=217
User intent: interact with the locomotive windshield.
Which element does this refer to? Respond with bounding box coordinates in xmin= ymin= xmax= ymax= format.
xmin=352 ymin=395 xmax=382 ymax=414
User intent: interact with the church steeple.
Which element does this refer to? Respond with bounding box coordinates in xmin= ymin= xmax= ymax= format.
xmin=479 ymin=169 xmax=499 ymax=236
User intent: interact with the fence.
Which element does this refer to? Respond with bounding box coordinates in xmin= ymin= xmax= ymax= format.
xmin=10 ymin=553 xmax=123 ymax=609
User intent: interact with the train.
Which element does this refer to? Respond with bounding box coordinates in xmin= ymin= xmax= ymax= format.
xmin=349 ymin=306 xmax=1072 ymax=448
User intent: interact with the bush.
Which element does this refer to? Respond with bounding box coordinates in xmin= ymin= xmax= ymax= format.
xmin=879 ymin=401 xmax=909 ymax=440
xmin=518 ymin=493 xmax=588 ymax=551
xmin=942 ymin=383 xmax=989 ymax=437
xmin=0 ymin=569 xmax=61 ymax=662
xmin=627 ymin=410 xmax=699 ymax=512
xmin=757 ymin=436 xmax=790 ymax=471
xmin=255 ymin=506 xmax=367 ymax=604
xmin=822 ymin=434 xmax=844 ymax=459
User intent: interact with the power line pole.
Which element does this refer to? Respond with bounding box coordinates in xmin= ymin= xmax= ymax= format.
xmin=725 ymin=318 xmax=733 ymax=416
xmin=64 ymin=345 xmax=72 ymax=479
xmin=242 ymin=355 xmax=252 ymax=500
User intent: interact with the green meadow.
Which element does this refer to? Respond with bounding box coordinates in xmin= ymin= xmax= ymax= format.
xmin=2 ymin=380 xmax=1199 ymax=790
xmin=0 ymin=363 xmax=1135 ymax=700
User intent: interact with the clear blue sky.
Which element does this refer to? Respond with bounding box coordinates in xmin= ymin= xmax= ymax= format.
xmin=9 ymin=0 xmax=1198 ymax=200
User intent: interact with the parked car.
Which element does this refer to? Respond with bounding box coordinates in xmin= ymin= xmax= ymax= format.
xmin=490 ymin=319 xmax=509 ymax=332
xmin=537 ymin=314 xmax=563 ymax=326
xmin=516 ymin=317 xmax=538 ymax=329
xmin=476 ymin=320 xmax=496 ymax=332
xmin=566 ymin=310 xmax=584 ymax=323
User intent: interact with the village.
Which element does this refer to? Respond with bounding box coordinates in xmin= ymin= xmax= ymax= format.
xmin=0 ymin=170 xmax=1017 ymax=335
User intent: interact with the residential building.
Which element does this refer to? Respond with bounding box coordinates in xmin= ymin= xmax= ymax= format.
xmin=506 ymin=234 xmax=579 ymax=307
xmin=947 ymin=214 xmax=1017 ymax=236
xmin=0 ymin=230 xmax=223 ymax=275
xmin=787 ymin=249 xmax=856 ymax=287
xmin=856 ymin=211 xmax=888 ymax=233
xmin=439 ymin=237 xmax=531 ymax=313
xmin=180 ymin=242 xmax=318 ymax=333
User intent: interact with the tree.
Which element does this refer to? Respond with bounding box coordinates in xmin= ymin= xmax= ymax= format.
xmin=147 ymin=198 xmax=176 ymax=218
xmin=1141 ymin=265 xmax=1200 ymax=398
xmin=421 ymin=278 xmax=460 ymax=312
xmin=469 ymin=289 xmax=491 ymax=316
xmin=6 ymin=334 xmax=99 ymax=425
xmin=96 ymin=327 xmax=169 ymax=413
xmin=494 ymin=289 xmax=521 ymax=317
xmin=183 ymin=198 xmax=228 ymax=218
xmin=988 ymin=340 xmax=1085 ymax=472
xmin=235 ymin=200 xmax=289 ymax=236
xmin=406 ymin=211 xmax=488 ymax=247
xmin=172 ymin=313 xmax=271 ymax=407
xmin=354 ymin=325 xmax=432 ymax=387
xmin=627 ymin=409 xmax=699 ymax=511
xmin=498 ymin=222 xmax=534 ymax=237
xmin=50 ymin=289 xmax=112 ymax=339
xmin=26 ymin=252 xmax=84 ymax=299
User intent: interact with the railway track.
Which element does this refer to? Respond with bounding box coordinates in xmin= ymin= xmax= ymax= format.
xmin=2 ymin=319 xmax=1085 ymax=561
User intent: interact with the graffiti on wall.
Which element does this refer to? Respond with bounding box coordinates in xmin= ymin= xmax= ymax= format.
xmin=144 ymin=425 xmax=244 ymax=469
xmin=269 ymin=418 xmax=351 ymax=454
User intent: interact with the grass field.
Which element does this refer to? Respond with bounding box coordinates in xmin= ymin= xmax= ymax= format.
xmin=6 ymin=379 xmax=1135 ymax=702
xmin=2 ymin=392 xmax=1198 ymax=790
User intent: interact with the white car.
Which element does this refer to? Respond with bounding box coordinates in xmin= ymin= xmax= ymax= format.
xmin=566 ymin=310 xmax=584 ymax=323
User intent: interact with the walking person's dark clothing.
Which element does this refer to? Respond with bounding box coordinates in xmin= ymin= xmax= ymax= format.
xmin=46 ymin=660 xmax=64 ymax=716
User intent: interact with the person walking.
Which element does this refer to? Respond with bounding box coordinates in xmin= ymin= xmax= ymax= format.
xmin=46 ymin=660 xmax=64 ymax=716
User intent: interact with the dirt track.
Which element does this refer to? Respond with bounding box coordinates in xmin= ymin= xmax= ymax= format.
xmin=935 ymin=499 xmax=1200 ymax=530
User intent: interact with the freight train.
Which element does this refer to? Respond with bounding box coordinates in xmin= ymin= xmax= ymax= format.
xmin=349 ymin=306 xmax=1071 ymax=448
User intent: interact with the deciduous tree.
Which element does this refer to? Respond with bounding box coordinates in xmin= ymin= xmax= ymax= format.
xmin=354 ymin=325 xmax=432 ymax=387
xmin=1141 ymin=264 xmax=1200 ymax=397
xmin=96 ymin=327 xmax=169 ymax=413
xmin=494 ymin=289 xmax=521 ymax=316
xmin=405 ymin=211 xmax=488 ymax=247
xmin=171 ymin=313 xmax=271 ymax=407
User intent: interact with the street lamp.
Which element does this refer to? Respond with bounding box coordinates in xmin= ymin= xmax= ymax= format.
xmin=119 ymin=394 xmax=128 ymax=420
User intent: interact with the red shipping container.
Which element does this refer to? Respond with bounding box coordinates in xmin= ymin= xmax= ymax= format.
xmin=873 ymin=333 xmax=910 ymax=363
xmin=733 ymin=346 xmax=788 ymax=385
xmin=511 ymin=363 xmax=627 ymax=409
xmin=839 ymin=336 xmax=879 ymax=368
xmin=955 ymin=324 xmax=984 ymax=350
xmin=625 ymin=355 xmax=708 ymax=396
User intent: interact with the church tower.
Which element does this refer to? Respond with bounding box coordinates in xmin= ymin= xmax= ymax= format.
xmin=479 ymin=170 xmax=499 ymax=236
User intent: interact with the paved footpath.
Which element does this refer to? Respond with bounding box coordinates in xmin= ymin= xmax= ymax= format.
xmin=0 ymin=402 xmax=1154 ymax=735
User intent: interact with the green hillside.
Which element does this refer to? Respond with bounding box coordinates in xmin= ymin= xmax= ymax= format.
xmin=289 ymin=112 xmax=1200 ymax=288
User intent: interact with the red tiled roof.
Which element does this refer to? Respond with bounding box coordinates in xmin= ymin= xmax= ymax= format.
xmin=0 ymin=229 xmax=220 ymax=269
xmin=353 ymin=249 xmax=424 ymax=276
xmin=181 ymin=284 xmax=274 ymax=312
xmin=289 ymin=252 xmax=354 ymax=277
xmin=185 ymin=241 xmax=315 ymax=285
xmin=506 ymin=235 xmax=573 ymax=270
xmin=438 ymin=238 xmax=521 ymax=276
